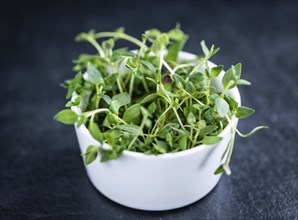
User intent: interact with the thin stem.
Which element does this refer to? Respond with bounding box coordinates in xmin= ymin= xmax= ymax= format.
xmin=117 ymin=77 xmax=124 ymax=93
xmin=157 ymin=52 xmax=163 ymax=82
xmin=173 ymin=63 xmax=194 ymax=72
xmin=162 ymin=59 xmax=175 ymax=76
xmin=83 ymin=108 xmax=110 ymax=118
xmin=220 ymin=84 xmax=231 ymax=98
xmin=189 ymin=127 xmax=194 ymax=149
xmin=141 ymin=77 xmax=150 ymax=93
xmin=222 ymin=130 xmax=235 ymax=175
xmin=191 ymin=128 xmax=201 ymax=148
xmin=90 ymin=113 xmax=95 ymax=123
xmin=177 ymin=97 xmax=189 ymax=112
xmin=225 ymin=131 xmax=235 ymax=164
xmin=128 ymin=115 xmax=147 ymax=150
xmin=206 ymin=79 xmax=211 ymax=105
xmin=112 ymin=114 xmax=127 ymax=124
xmin=136 ymin=37 xmax=147 ymax=61
xmin=173 ymin=57 xmax=204 ymax=72
xmin=87 ymin=37 xmax=105 ymax=57
xmin=94 ymin=32 xmax=146 ymax=49
xmin=173 ymin=107 xmax=187 ymax=131
xmin=184 ymin=90 xmax=204 ymax=106
xmin=225 ymin=115 xmax=268 ymax=138
xmin=189 ymin=58 xmax=207 ymax=76
xmin=95 ymin=85 xmax=102 ymax=109
xmin=151 ymin=106 xmax=173 ymax=136
xmin=221 ymin=129 xmax=233 ymax=160
xmin=129 ymin=73 xmax=135 ymax=97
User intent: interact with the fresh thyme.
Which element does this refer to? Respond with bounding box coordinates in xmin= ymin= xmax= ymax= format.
xmin=54 ymin=24 xmax=268 ymax=175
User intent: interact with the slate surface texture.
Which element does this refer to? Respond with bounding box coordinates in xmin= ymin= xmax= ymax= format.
xmin=0 ymin=1 xmax=297 ymax=219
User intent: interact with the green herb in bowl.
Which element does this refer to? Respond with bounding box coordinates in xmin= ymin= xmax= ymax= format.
xmin=54 ymin=24 xmax=267 ymax=175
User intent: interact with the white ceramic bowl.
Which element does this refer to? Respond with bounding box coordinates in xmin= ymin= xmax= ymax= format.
xmin=73 ymin=51 xmax=241 ymax=211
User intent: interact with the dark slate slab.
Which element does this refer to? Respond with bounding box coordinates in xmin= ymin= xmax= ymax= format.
xmin=0 ymin=1 xmax=297 ymax=219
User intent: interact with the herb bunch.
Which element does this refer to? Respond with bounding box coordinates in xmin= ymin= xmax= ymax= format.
xmin=54 ymin=25 xmax=267 ymax=175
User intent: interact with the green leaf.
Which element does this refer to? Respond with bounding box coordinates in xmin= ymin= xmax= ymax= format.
xmin=140 ymin=93 xmax=160 ymax=104
xmin=159 ymin=33 xmax=169 ymax=46
xmin=173 ymin=74 xmax=185 ymax=87
xmin=105 ymin=73 xmax=118 ymax=86
xmin=123 ymin=104 xmax=141 ymax=124
xmin=203 ymin=108 xmax=214 ymax=122
xmin=233 ymin=63 xmax=242 ymax=78
xmin=84 ymin=145 xmax=99 ymax=165
xmin=236 ymin=106 xmax=255 ymax=119
xmin=140 ymin=60 xmax=156 ymax=72
xmin=150 ymin=33 xmax=169 ymax=53
xmin=54 ymin=109 xmax=78 ymax=125
xmin=105 ymin=113 xmax=118 ymax=126
xmin=87 ymin=62 xmax=104 ymax=86
xmin=187 ymin=112 xmax=196 ymax=125
xmin=88 ymin=122 xmax=103 ymax=142
xmin=209 ymin=93 xmax=219 ymax=103
xmin=157 ymin=113 xmax=166 ymax=127
xmin=77 ymin=115 xmax=87 ymax=127
xmin=222 ymin=67 xmax=235 ymax=90
xmin=201 ymin=136 xmax=222 ymax=145
xmin=153 ymin=144 xmax=166 ymax=154
xmin=146 ymin=28 xmax=161 ymax=38
xmin=144 ymin=119 xmax=152 ymax=128
xmin=65 ymin=97 xmax=81 ymax=107
xmin=154 ymin=140 xmax=168 ymax=153
xmin=197 ymin=120 xmax=206 ymax=129
xmin=117 ymin=124 xmax=143 ymax=136
xmin=66 ymin=72 xmax=83 ymax=99
xmin=104 ymin=129 xmax=121 ymax=146
xmin=166 ymin=34 xmax=188 ymax=62
xmin=110 ymin=100 xmax=119 ymax=114
xmin=114 ymin=27 xmax=125 ymax=35
xmin=164 ymin=81 xmax=172 ymax=92
xmin=125 ymin=57 xmax=137 ymax=69
xmin=228 ymin=96 xmax=239 ymax=112
xmin=166 ymin=23 xmax=185 ymax=41
xmin=200 ymin=40 xmax=209 ymax=56
xmin=237 ymin=79 xmax=251 ymax=86
xmin=165 ymin=133 xmax=173 ymax=145
xmin=192 ymin=104 xmax=203 ymax=111
xmin=148 ymin=102 xmax=157 ymax=114
xmin=101 ymin=94 xmax=112 ymax=105
xmin=178 ymin=135 xmax=188 ymax=150
xmin=112 ymin=92 xmax=131 ymax=107
xmin=185 ymin=81 xmax=195 ymax=93
xmin=210 ymin=47 xmax=220 ymax=57
xmin=99 ymin=145 xmax=124 ymax=162
xmin=199 ymin=125 xmax=218 ymax=135
xmin=210 ymin=65 xmax=223 ymax=78
xmin=80 ymin=89 xmax=91 ymax=111
xmin=111 ymin=52 xmax=123 ymax=62
xmin=215 ymin=97 xmax=229 ymax=117
xmin=222 ymin=63 xmax=242 ymax=90
xmin=157 ymin=122 xmax=179 ymax=138
xmin=214 ymin=164 xmax=224 ymax=175
xmin=189 ymin=72 xmax=205 ymax=82
xmin=140 ymin=106 xmax=150 ymax=118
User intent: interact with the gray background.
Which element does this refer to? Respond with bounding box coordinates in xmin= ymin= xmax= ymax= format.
xmin=0 ymin=0 xmax=297 ymax=219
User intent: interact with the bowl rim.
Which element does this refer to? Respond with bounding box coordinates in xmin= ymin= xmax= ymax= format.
xmin=73 ymin=51 xmax=241 ymax=160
